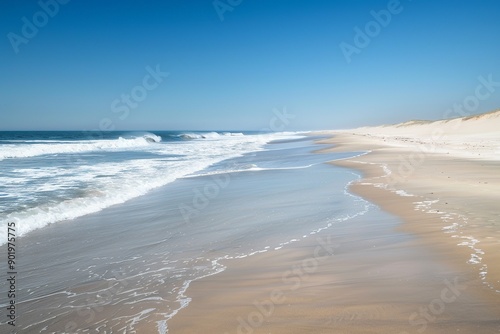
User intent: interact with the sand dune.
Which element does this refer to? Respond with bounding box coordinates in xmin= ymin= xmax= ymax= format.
xmin=338 ymin=109 xmax=500 ymax=160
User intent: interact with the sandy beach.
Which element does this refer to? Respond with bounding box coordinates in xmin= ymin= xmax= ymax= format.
xmin=168 ymin=110 xmax=500 ymax=333
xmin=323 ymin=109 xmax=500 ymax=296
xmin=2 ymin=116 xmax=498 ymax=333
xmin=4 ymin=1 xmax=500 ymax=333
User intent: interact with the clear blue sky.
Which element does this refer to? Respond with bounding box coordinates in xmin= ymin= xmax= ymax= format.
xmin=1 ymin=0 xmax=500 ymax=131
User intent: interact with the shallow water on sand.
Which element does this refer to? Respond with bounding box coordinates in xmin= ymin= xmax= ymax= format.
xmin=0 ymin=136 xmax=374 ymax=333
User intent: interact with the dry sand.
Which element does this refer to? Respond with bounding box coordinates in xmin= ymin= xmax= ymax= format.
xmin=321 ymin=109 xmax=500 ymax=295
xmin=167 ymin=110 xmax=500 ymax=333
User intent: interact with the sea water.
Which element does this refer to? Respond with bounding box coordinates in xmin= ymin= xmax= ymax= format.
xmin=0 ymin=131 xmax=301 ymax=243
xmin=0 ymin=131 xmax=371 ymax=333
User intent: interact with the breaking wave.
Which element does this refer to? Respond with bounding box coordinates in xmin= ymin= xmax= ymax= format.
xmin=0 ymin=133 xmax=162 ymax=160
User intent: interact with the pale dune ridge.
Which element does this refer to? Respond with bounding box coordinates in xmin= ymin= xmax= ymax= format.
xmin=336 ymin=109 xmax=500 ymax=161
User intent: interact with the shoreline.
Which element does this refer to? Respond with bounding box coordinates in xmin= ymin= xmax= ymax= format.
xmin=167 ymin=130 xmax=500 ymax=333
xmin=320 ymin=131 xmax=500 ymax=302
xmin=18 ymin=124 xmax=497 ymax=332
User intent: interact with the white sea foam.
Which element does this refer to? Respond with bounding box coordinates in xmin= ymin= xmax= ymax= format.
xmin=0 ymin=133 xmax=162 ymax=160
xmin=177 ymin=131 xmax=244 ymax=140
xmin=2 ymin=133 xmax=383 ymax=333
xmin=0 ymin=132 xmax=302 ymax=245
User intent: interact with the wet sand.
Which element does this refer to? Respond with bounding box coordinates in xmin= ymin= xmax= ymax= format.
xmin=168 ymin=113 xmax=500 ymax=333
xmin=168 ymin=192 xmax=500 ymax=333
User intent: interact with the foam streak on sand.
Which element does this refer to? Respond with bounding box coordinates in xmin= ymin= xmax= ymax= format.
xmin=323 ymin=109 xmax=500 ymax=296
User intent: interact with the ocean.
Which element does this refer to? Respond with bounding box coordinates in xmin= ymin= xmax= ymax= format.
xmin=0 ymin=130 xmax=303 ymax=243
xmin=0 ymin=131 xmax=372 ymax=333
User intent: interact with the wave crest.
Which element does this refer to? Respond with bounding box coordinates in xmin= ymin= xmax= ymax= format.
xmin=0 ymin=133 xmax=162 ymax=160
xmin=178 ymin=132 xmax=244 ymax=140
